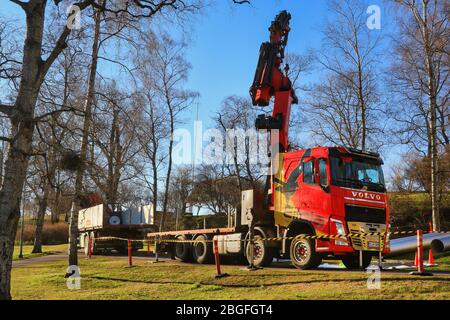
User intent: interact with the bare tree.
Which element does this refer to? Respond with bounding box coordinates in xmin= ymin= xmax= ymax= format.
xmin=215 ymin=96 xmax=264 ymax=191
xmin=0 ymin=0 xmax=205 ymax=300
xmin=191 ymin=164 xmax=241 ymax=215
xmin=133 ymin=35 xmax=169 ymax=225
xmin=308 ymin=0 xmax=385 ymax=151
xmin=139 ymin=33 xmax=197 ymax=231
xmin=88 ymin=81 xmax=143 ymax=208
xmin=389 ymin=0 xmax=449 ymax=230
xmin=167 ymin=166 xmax=193 ymax=230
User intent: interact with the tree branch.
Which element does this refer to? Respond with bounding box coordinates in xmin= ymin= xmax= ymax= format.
xmin=41 ymin=1 xmax=93 ymax=75
xmin=0 ymin=103 xmax=13 ymax=116
xmin=9 ymin=0 xmax=27 ymax=10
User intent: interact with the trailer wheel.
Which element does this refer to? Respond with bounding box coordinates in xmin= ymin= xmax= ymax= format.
xmin=115 ymin=246 xmax=128 ymax=255
xmin=192 ymin=235 xmax=213 ymax=264
xmin=246 ymin=235 xmax=274 ymax=267
xmin=175 ymin=235 xmax=192 ymax=262
xmin=342 ymin=253 xmax=372 ymax=270
xmin=290 ymin=235 xmax=322 ymax=270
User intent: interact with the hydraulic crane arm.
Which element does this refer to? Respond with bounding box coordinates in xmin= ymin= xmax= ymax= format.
xmin=250 ymin=10 xmax=298 ymax=153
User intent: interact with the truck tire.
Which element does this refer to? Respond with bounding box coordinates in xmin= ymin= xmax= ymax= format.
xmin=246 ymin=235 xmax=274 ymax=267
xmin=290 ymin=235 xmax=322 ymax=270
xmin=115 ymin=246 xmax=128 ymax=255
xmin=175 ymin=235 xmax=192 ymax=262
xmin=192 ymin=235 xmax=213 ymax=264
xmin=342 ymin=253 xmax=372 ymax=270
xmin=115 ymin=242 xmax=139 ymax=255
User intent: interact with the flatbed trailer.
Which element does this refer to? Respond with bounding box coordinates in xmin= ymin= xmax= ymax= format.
xmin=148 ymin=227 xmax=236 ymax=237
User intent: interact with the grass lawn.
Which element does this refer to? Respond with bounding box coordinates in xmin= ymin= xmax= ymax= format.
xmin=11 ymin=254 xmax=450 ymax=300
xmin=13 ymin=244 xmax=68 ymax=261
xmin=429 ymin=252 xmax=450 ymax=272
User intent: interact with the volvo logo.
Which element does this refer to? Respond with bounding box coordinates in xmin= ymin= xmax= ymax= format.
xmin=351 ymin=191 xmax=382 ymax=201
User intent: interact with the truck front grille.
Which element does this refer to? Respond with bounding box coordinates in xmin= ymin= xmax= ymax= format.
xmin=347 ymin=221 xmax=386 ymax=251
xmin=345 ymin=204 xmax=386 ymax=224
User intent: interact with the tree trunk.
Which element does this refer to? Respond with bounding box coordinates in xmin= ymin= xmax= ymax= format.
xmin=32 ymin=189 xmax=48 ymax=254
xmin=430 ymin=92 xmax=440 ymax=231
xmin=0 ymin=1 xmax=47 ymax=300
xmin=68 ymin=7 xmax=101 ymax=268
xmin=420 ymin=2 xmax=441 ymax=231
xmin=148 ymin=96 xmax=159 ymax=228
xmin=50 ymin=187 xmax=60 ymax=224
xmin=161 ymin=120 xmax=174 ymax=232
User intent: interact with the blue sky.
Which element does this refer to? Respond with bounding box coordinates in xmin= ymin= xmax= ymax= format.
xmin=185 ymin=0 xmax=329 ymax=129
xmin=182 ymin=0 xmax=402 ymax=180
xmin=1 ymin=0 xmax=404 ymax=184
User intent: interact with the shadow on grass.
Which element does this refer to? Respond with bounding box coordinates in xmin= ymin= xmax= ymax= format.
xmin=85 ymin=274 xmax=449 ymax=288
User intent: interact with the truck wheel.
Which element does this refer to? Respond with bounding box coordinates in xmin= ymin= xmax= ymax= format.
xmin=175 ymin=235 xmax=192 ymax=262
xmin=290 ymin=235 xmax=322 ymax=270
xmin=246 ymin=235 xmax=274 ymax=267
xmin=342 ymin=253 xmax=372 ymax=270
xmin=192 ymin=235 xmax=213 ymax=264
xmin=115 ymin=247 xmax=128 ymax=255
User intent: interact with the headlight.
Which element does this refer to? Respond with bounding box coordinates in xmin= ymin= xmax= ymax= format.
xmin=331 ymin=219 xmax=348 ymax=246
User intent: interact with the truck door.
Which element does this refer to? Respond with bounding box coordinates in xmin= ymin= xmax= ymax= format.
xmin=299 ymin=158 xmax=328 ymax=233
xmin=274 ymin=156 xmax=302 ymax=226
xmin=281 ymin=157 xmax=302 ymax=214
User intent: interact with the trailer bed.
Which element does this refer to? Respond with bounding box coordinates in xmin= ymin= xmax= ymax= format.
xmin=79 ymin=224 xmax=155 ymax=232
xmin=148 ymin=227 xmax=236 ymax=238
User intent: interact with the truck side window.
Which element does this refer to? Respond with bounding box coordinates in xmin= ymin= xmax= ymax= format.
xmin=319 ymin=158 xmax=328 ymax=186
xmin=303 ymin=160 xmax=314 ymax=184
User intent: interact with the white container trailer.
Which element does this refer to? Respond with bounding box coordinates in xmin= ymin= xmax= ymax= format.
xmin=78 ymin=204 xmax=155 ymax=255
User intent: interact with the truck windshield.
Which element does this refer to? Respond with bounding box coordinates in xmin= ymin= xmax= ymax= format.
xmin=330 ymin=156 xmax=386 ymax=192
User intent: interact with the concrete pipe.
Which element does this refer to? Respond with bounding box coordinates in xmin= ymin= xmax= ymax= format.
xmin=430 ymin=235 xmax=450 ymax=254
xmin=387 ymin=232 xmax=450 ymax=257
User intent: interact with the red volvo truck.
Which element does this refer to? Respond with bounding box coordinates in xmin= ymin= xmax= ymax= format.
xmin=148 ymin=11 xmax=390 ymax=270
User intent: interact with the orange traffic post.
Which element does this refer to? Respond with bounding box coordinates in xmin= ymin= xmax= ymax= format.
xmin=147 ymin=239 xmax=151 ymax=256
xmin=428 ymin=248 xmax=435 ymax=265
xmin=213 ymin=238 xmax=229 ymax=278
xmin=428 ymin=222 xmax=435 ymax=265
xmin=410 ymin=230 xmax=432 ymax=276
xmin=128 ymin=239 xmax=133 ymax=267
xmin=417 ymin=230 xmax=424 ymax=273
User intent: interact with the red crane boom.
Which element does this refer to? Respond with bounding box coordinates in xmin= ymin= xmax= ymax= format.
xmin=250 ymin=10 xmax=298 ymax=153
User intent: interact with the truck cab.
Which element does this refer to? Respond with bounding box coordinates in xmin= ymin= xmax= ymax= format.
xmin=271 ymin=146 xmax=389 ymax=269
